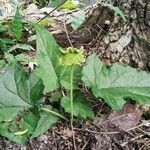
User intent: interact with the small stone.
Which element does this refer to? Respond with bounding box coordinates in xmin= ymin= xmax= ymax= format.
xmin=37 ymin=134 xmax=48 ymax=142
xmin=104 ymin=36 xmax=110 ymax=44
xmin=20 ymin=146 xmax=27 ymax=150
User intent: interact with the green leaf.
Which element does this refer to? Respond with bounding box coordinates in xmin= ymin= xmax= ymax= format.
xmin=0 ymin=38 xmax=7 ymax=52
xmin=31 ymin=105 xmax=59 ymax=138
xmin=0 ymin=25 xmax=8 ymax=33
xmin=15 ymin=53 xmax=33 ymax=62
xmin=0 ymin=122 xmax=28 ymax=144
xmin=16 ymin=70 xmax=44 ymax=106
xmin=61 ymin=90 xmax=94 ymax=118
xmin=8 ymin=44 xmax=35 ymax=53
xmin=21 ymin=112 xmax=39 ymax=136
xmin=0 ymin=64 xmax=44 ymax=143
xmin=71 ymin=10 xmax=85 ymax=30
xmin=0 ymin=64 xmax=44 ymax=108
xmin=0 ymin=64 xmax=30 ymax=108
xmin=60 ymin=0 xmax=80 ymax=9
xmin=50 ymin=92 xmax=62 ymax=102
xmin=12 ymin=7 xmax=22 ymax=40
xmin=51 ymin=0 xmax=61 ymax=7
xmin=104 ymin=3 xmax=126 ymax=21
xmin=5 ymin=53 xmax=33 ymax=63
xmin=59 ymin=65 xmax=81 ymax=89
xmin=82 ymin=53 xmax=150 ymax=110
xmin=5 ymin=53 xmax=15 ymax=63
xmin=35 ymin=25 xmax=61 ymax=93
xmin=0 ymin=107 xmax=22 ymax=122
xmin=2 ymin=38 xmax=15 ymax=45
xmin=0 ymin=60 xmax=6 ymax=68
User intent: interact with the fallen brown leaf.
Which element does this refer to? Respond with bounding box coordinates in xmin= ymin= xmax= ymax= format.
xmin=95 ymin=103 xmax=142 ymax=131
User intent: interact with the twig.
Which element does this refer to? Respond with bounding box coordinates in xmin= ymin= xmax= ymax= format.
xmin=63 ymin=21 xmax=73 ymax=47
xmin=121 ymin=134 xmax=144 ymax=147
xmin=139 ymin=140 xmax=150 ymax=150
xmin=137 ymin=127 xmax=150 ymax=137
xmin=81 ymin=139 xmax=90 ymax=150
xmin=73 ymin=127 xmax=99 ymax=134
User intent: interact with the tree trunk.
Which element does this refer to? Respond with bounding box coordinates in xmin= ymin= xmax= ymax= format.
xmin=53 ymin=0 xmax=150 ymax=69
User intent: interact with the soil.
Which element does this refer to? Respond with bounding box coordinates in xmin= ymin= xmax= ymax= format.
xmin=0 ymin=0 xmax=150 ymax=149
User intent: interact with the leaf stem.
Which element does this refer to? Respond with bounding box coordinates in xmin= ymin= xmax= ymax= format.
xmin=70 ymin=65 xmax=76 ymax=150
xmin=41 ymin=107 xmax=68 ymax=121
xmin=70 ymin=65 xmax=74 ymax=123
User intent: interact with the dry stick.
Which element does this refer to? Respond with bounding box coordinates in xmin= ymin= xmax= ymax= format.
xmin=27 ymin=0 xmax=68 ymax=32
xmin=81 ymin=139 xmax=90 ymax=150
xmin=139 ymin=140 xmax=150 ymax=150
xmin=63 ymin=21 xmax=73 ymax=47
xmin=121 ymin=134 xmax=144 ymax=147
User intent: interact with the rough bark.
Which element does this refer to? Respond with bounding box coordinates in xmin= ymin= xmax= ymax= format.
xmin=52 ymin=0 xmax=150 ymax=69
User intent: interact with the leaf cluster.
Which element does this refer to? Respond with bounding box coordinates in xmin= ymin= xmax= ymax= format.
xmin=0 ymin=2 xmax=149 ymax=144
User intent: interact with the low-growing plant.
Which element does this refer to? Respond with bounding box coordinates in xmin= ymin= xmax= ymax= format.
xmin=0 ymin=0 xmax=150 ymax=146
xmin=0 ymin=24 xmax=150 ymax=144
xmin=0 ymin=6 xmax=35 ymax=68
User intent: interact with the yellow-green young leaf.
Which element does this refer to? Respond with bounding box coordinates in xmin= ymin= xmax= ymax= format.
xmin=38 ymin=18 xmax=54 ymax=26
xmin=14 ymin=129 xmax=28 ymax=136
xmin=59 ymin=47 xmax=85 ymax=66
xmin=12 ymin=7 xmax=22 ymax=40
xmin=60 ymin=0 xmax=80 ymax=9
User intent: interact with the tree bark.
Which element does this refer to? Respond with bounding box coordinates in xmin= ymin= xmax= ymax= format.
xmin=53 ymin=0 xmax=150 ymax=69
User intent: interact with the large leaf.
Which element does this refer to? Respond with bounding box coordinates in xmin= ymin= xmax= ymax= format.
xmin=0 ymin=64 xmax=44 ymax=143
xmin=35 ymin=25 xmax=82 ymax=92
xmin=21 ymin=112 xmax=39 ymax=136
xmin=0 ymin=122 xmax=28 ymax=144
xmin=31 ymin=105 xmax=59 ymax=138
xmin=0 ymin=63 xmax=44 ymax=108
xmin=61 ymin=90 xmax=94 ymax=119
xmin=0 ymin=64 xmax=29 ymax=108
xmin=35 ymin=25 xmax=61 ymax=93
xmin=0 ymin=107 xmax=22 ymax=122
xmin=59 ymin=65 xmax=81 ymax=89
xmin=82 ymin=53 xmax=150 ymax=110
xmin=0 ymin=113 xmax=37 ymax=144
